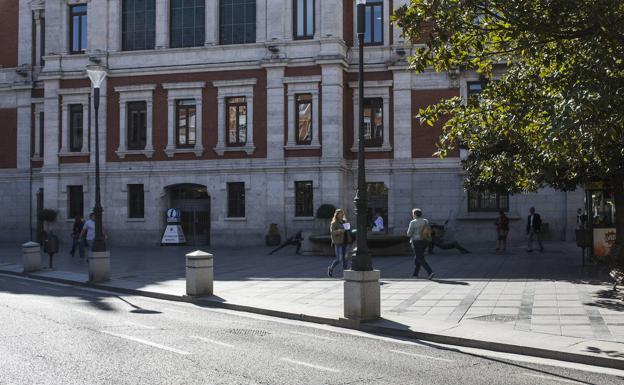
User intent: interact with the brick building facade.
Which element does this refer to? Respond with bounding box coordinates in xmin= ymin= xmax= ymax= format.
xmin=0 ymin=0 xmax=583 ymax=247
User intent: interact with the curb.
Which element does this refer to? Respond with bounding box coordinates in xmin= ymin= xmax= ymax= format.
xmin=2 ymin=268 xmax=623 ymax=370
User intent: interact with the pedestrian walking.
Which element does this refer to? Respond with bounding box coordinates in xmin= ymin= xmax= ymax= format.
xmin=526 ymin=207 xmax=544 ymax=252
xmin=372 ymin=211 xmax=384 ymax=232
xmin=327 ymin=209 xmax=351 ymax=277
xmin=79 ymin=213 xmax=96 ymax=257
xmin=69 ymin=215 xmax=85 ymax=259
xmin=406 ymin=208 xmax=435 ymax=279
xmin=495 ymin=210 xmax=510 ymax=251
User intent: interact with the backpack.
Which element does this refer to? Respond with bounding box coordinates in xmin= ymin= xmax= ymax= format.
xmin=421 ymin=222 xmax=433 ymax=243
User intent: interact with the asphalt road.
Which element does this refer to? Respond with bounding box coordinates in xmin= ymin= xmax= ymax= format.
xmin=0 ymin=274 xmax=622 ymax=385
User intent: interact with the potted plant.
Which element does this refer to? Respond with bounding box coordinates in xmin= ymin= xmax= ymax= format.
xmin=265 ymin=223 xmax=281 ymax=246
xmin=316 ymin=204 xmax=336 ymax=234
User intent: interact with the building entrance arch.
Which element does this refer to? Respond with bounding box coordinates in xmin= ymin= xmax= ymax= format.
xmin=165 ymin=184 xmax=211 ymax=246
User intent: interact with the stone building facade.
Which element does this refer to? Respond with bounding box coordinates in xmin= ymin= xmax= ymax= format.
xmin=0 ymin=0 xmax=583 ymax=247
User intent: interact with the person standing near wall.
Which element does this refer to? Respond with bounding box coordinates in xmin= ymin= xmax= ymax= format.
xmin=495 ymin=210 xmax=510 ymax=252
xmin=526 ymin=207 xmax=544 ymax=252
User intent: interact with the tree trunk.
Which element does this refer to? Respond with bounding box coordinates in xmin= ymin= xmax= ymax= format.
xmin=611 ymin=177 xmax=624 ymax=267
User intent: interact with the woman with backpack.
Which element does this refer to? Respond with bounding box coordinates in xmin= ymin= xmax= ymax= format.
xmin=407 ymin=208 xmax=435 ymax=280
xmin=327 ymin=209 xmax=351 ymax=277
xmin=495 ymin=210 xmax=510 ymax=252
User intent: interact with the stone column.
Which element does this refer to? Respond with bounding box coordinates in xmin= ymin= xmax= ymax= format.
xmin=145 ymin=99 xmax=154 ymax=153
xmin=34 ymin=14 xmax=43 ymax=67
xmin=319 ymin=0 xmax=343 ymax=39
xmin=22 ymin=241 xmax=41 ymax=273
xmin=166 ymin=98 xmax=175 ymax=153
xmin=266 ymin=66 xmax=287 ymax=156
xmin=43 ymin=80 xmax=61 ymax=211
xmin=60 ymin=104 xmax=69 ymax=153
xmin=194 ymin=96 xmax=204 ymax=156
xmin=266 ymin=0 xmax=285 ymax=41
xmin=16 ymin=90 xmax=32 ymax=170
xmin=155 ymin=0 xmax=169 ymax=49
xmin=285 ymin=92 xmax=296 ymax=147
xmin=344 ymin=270 xmax=381 ymax=321
xmin=108 ymin=0 xmax=122 ymax=52
xmin=118 ymin=99 xmax=128 ymax=153
xmin=186 ymin=250 xmax=214 ymax=296
xmin=320 ymin=65 xmax=344 ymax=160
xmin=205 ymin=0 xmax=219 ymax=45
xmin=256 ymin=0 xmax=267 ymax=43
xmin=392 ymin=70 xmax=412 ymax=160
xmin=33 ymin=108 xmax=42 ymax=159
xmin=215 ymin=96 xmax=226 ymax=150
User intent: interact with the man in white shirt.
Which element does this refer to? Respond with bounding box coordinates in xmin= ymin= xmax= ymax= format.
xmin=372 ymin=211 xmax=384 ymax=232
xmin=80 ymin=213 xmax=96 ymax=254
xmin=406 ymin=208 xmax=435 ymax=279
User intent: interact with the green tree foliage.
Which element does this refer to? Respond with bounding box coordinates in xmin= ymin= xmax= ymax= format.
xmin=393 ymin=0 xmax=624 ymax=263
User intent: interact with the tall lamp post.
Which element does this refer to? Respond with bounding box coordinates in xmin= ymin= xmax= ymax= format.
xmin=86 ymin=65 xmax=108 ymax=253
xmin=352 ymin=0 xmax=372 ymax=271
xmin=344 ymin=0 xmax=380 ymax=322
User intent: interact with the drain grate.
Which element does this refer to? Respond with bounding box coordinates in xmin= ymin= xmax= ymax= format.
xmin=470 ymin=314 xmax=518 ymax=323
xmin=225 ymin=328 xmax=270 ymax=337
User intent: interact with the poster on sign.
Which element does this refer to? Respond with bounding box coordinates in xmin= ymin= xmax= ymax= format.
xmin=161 ymin=208 xmax=186 ymax=245
xmin=593 ymin=228 xmax=616 ymax=258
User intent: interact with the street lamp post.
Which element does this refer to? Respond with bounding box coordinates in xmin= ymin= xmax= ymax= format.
xmin=352 ymin=0 xmax=372 ymax=271
xmin=86 ymin=65 xmax=110 ymax=283
xmin=86 ymin=65 xmax=107 ymax=253
xmin=343 ymin=0 xmax=380 ymax=322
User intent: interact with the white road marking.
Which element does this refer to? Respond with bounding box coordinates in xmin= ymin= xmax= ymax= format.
xmin=100 ymin=330 xmax=190 ymax=355
xmin=124 ymin=321 xmax=157 ymax=330
xmin=190 ymin=335 xmax=235 ymax=348
xmin=390 ymin=349 xmax=455 ymax=363
xmin=280 ymin=358 xmax=340 ymax=373
xmin=74 ymin=309 xmax=98 ymax=317
xmin=290 ymin=331 xmax=334 ymax=341
xmin=521 ymin=373 xmax=586 ymax=384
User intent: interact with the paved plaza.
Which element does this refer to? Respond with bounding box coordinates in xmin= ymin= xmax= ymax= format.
xmin=1 ymin=240 xmax=623 ymax=365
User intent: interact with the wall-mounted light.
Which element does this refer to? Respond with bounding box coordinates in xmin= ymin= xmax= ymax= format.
xmin=396 ymin=48 xmax=406 ymax=57
xmin=267 ymin=45 xmax=279 ymax=54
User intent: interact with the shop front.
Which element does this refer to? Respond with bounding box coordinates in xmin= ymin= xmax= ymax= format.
xmin=586 ymin=181 xmax=616 ymax=259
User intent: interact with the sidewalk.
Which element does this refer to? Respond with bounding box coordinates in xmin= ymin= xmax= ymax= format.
xmin=1 ymin=241 xmax=623 ymax=369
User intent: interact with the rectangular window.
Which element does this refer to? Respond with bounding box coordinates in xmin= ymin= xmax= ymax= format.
xmin=220 ymin=0 xmax=256 ymax=45
xmin=363 ymin=98 xmax=383 ymax=147
xmin=69 ymin=104 xmax=83 ymax=152
xmin=40 ymin=17 xmax=46 ymax=65
xmin=295 ymin=181 xmax=313 ymax=217
xmin=68 ymin=185 xmax=84 ymax=219
xmin=128 ymin=184 xmax=145 ymax=218
xmin=364 ymin=1 xmax=383 ymax=45
xmin=468 ymin=191 xmax=509 ymax=212
xmin=176 ymin=99 xmax=196 ymax=148
xmin=127 ymin=101 xmax=147 ymax=150
xmin=227 ymin=182 xmax=246 ymax=218
xmin=170 ymin=0 xmax=205 ymax=48
xmin=295 ymin=94 xmax=312 ymax=145
xmin=226 ymin=97 xmax=247 ymax=146
xmin=294 ymin=0 xmax=314 ymax=39
xmin=122 ymin=0 xmax=156 ymax=51
xmin=69 ymin=4 xmax=87 ymax=54
xmin=39 ymin=112 xmax=45 ymax=156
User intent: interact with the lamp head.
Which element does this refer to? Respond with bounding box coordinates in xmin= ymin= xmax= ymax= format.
xmin=86 ymin=65 xmax=108 ymax=89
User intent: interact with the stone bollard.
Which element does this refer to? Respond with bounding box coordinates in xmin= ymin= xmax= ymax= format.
xmin=186 ymin=250 xmax=214 ymax=297
xmin=88 ymin=251 xmax=110 ymax=283
xmin=343 ymin=269 xmax=381 ymax=321
xmin=22 ymin=241 xmax=41 ymax=273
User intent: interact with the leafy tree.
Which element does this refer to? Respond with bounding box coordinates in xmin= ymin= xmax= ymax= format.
xmin=393 ymin=0 xmax=624 ymax=264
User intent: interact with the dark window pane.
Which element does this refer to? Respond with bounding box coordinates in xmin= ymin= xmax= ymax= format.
xmin=127 ymin=101 xmax=147 ymax=150
xmin=363 ymin=98 xmax=383 ymax=147
xmin=128 ymin=184 xmax=145 ymax=218
xmin=170 ymin=0 xmax=205 ymax=47
xmin=306 ymin=0 xmax=314 ymax=36
xmin=176 ymin=99 xmax=196 ymax=147
xmin=122 ymin=0 xmax=156 ymax=51
xmin=296 ymin=0 xmax=304 ymax=36
xmin=364 ymin=6 xmax=371 ymax=43
xmin=68 ymin=185 xmax=84 ymax=219
xmin=468 ymin=191 xmax=509 ymax=212
xmin=363 ymin=1 xmax=383 ymax=45
xmin=226 ymin=97 xmax=247 ymax=146
xmin=227 ymin=182 xmax=245 ymax=218
xmin=220 ymin=0 xmax=255 ymax=44
xmin=69 ymin=104 xmax=83 ymax=152
xmin=295 ymin=181 xmax=313 ymax=217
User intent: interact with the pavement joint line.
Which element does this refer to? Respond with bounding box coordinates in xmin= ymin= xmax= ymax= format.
xmin=124 ymin=321 xmax=157 ymax=330
xmin=289 ymin=331 xmax=335 ymax=341
xmin=520 ymin=372 xmax=588 ymax=384
xmin=279 ymin=357 xmax=340 ymax=373
xmin=100 ymin=330 xmax=191 ymax=355
xmin=190 ymin=335 xmax=235 ymax=348
xmin=389 ymin=349 xmax=455 ymax=362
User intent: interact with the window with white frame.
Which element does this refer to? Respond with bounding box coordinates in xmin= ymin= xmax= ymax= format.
xmin=163 ymin=82 xmax=205 ymax=157
xmin=114 ymin=84 xmax=156 ymax=158
xmin=58 ymin=88 xmax=90 ymax=155
xmin=213 ymin=79 xmax=256 ymax=155
xmin=294 ymin=0 xmax=314 ymax=39
xmin=349 ymin=80 xmax=392 ymax=152
xmin=284 ymin=76 xmax=320 ymax=149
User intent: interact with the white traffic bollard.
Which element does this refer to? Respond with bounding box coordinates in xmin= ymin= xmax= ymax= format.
xmin=186 ymin=250 xmax=214 ymax=296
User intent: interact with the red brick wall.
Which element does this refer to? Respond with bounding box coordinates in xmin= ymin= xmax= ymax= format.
xmin=411 ymin=88 xmax=460 ymax=158
xmin=343 ymin=1 xmax=354 ymax=47
xmin=106 ymin=70 xmax=267 ymax=162
xmin=0 ymin=108 xmax=17 ymax=168
xmin=0 ymin=0 xmax=19 ymax=68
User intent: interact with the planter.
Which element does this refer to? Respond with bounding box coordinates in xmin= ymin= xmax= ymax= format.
xmin=265 ymin=234 xmax=281 ymax=246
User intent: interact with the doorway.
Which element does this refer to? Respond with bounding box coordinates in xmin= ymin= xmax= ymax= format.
xmin=167 ymin=184 xmax=211 ymax=246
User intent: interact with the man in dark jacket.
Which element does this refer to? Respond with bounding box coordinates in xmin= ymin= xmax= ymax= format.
xmin=526 ymin=207 xmax=544 ymax=252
